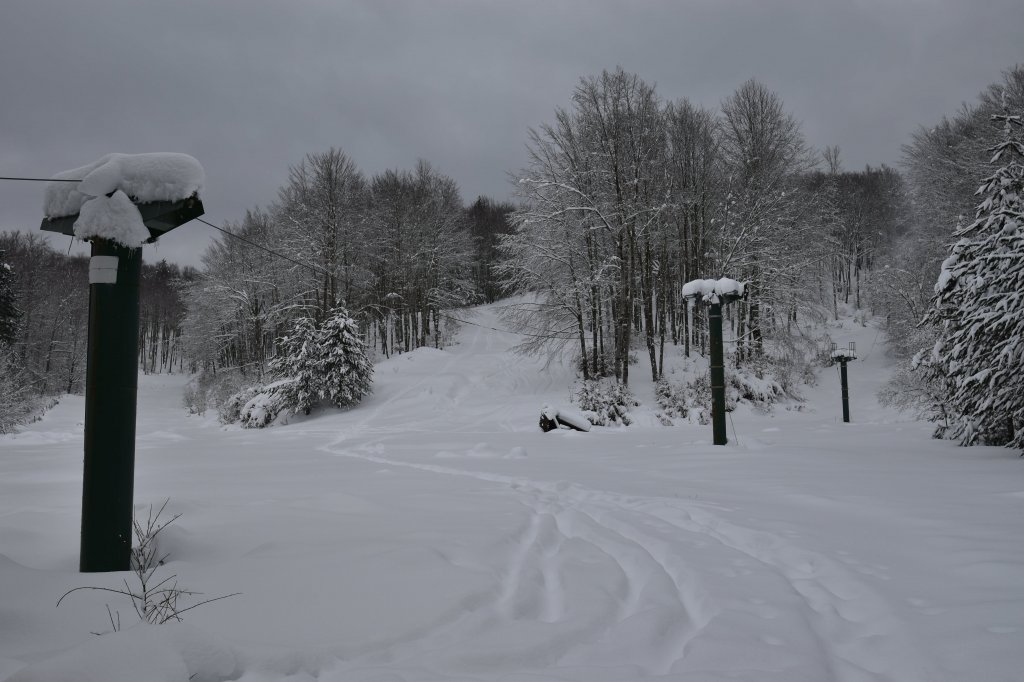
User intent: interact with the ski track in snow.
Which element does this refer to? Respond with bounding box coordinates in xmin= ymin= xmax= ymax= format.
xmin=324 ymin=438 xmax=934 ymax=681
xmin=302 ymin=310 xmax=936 ymax=681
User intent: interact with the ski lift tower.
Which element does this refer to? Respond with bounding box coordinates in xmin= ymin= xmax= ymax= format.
xmin=830 ymin=342 xmax=857 ymax=423
xmin=682 ymin=278 xmax=747 ymax=445
xmin=41 ymin=154 xmax=204 ymax=572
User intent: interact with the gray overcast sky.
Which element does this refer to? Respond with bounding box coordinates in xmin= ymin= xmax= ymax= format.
xmin=1 ymin=0 xmax=1021 ymax=267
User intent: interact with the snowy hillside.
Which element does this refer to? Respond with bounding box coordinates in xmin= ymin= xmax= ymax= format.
xmin=1 ymin=306 xmax=1022 ymax=681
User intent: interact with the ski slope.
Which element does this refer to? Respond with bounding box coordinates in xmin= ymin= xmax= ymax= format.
xmin=1 ymin=306 xmax=1022 ymax=681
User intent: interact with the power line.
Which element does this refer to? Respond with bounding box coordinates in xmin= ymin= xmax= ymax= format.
xmin=0 ymin=175 xmax=81 ymax=183
xmin=194 ymin=217 xmax=327 ymax=276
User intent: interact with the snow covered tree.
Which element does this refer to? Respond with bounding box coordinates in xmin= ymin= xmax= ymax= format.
xmin=920 ymin=102 xmax=1024 ymax=451
xmin=270 ymin=307 xmax=373 ymax=415
xmin=366 ymin=161 xmax=477 ymax=355
xmin=277 ymin=148 xmax=370 ymax=317
xmin=507 ymin=68 xmax=668 ymax=384
xmin=0 ymin=251 xmax=18 ymax=345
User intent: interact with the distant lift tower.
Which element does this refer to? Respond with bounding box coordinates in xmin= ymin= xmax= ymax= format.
xmin=682 ymin=278 xmax=747 ymax=445
xmin=830 ymin=342 xmax=857 ymax=423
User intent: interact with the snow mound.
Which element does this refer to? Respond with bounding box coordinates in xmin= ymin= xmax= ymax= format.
xmin=44 ymin=152 xmax=204 ymax=219
xmin=72 ymin=190 xmax=150 ymax=247
xmin=6 ymin=623 xmax=239 ymax=682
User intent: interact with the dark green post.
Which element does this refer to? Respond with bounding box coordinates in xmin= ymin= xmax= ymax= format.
xmin=41 ymin=183 xmax=204 ymax=572
xmin=839 ymin=359 xmax=851 ymax=423
xmin=80 ymin=239 xmax=142 ymax=572
xmin=709 ymin=300 xmax=727 ymax=445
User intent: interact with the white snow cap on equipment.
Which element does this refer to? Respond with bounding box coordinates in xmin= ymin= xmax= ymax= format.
xmin=44 ymin=153 xmax=204 ymax=218
xmin=74 ymin=191 xmax=151 ymax=248
xmin=42 ymin=153 xmax=204 ymax=249
xmin=682 ymin=277 xmax=745 ymax=303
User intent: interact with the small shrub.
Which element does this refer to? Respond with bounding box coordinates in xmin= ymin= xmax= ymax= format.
xmin=237 ymin=380 xmax=293 ymax=429
xmin=221 ymin=384 xmax=265 ymax=425
xmin=575 ymin=378 xmax=637 ymax=426
xmin=58 ymin=500 xmax=239 ymax=634
xmin=182 ymin=368 xmax=256 ymax=421
xmin=729 ymin=357 xmax=786 ymax=409
xmin=655 ymin=379 xmax=688 ymax=425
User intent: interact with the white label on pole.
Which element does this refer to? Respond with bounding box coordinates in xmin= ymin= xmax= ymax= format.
xmin=89 ymin=256 xmax=119 ymax=284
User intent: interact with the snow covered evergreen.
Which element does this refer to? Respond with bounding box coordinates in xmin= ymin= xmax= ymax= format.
xmin=269 ymin=307 xmax=374 ymax=417
xmin=919 ymin=104 xmax=1024 ymax=451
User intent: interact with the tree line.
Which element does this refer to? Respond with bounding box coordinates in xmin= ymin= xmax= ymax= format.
xmin=878 ymin=65 xmax=1024 ymax=452
xmin=6 ymin=64 xmax=1019 ymax=451
xmin=180 ymin=153 xmax=514 ymax=377
xmin=0 ymin=233 xmax=193 ymax=431
xmin=500 ymin=68 xmax=903 ymax=389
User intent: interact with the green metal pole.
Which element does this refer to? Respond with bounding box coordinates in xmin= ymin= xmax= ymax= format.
xmin=709 ymin=300 xmax=727 ymax=445
xmin=840 ymin=360 xmax=850 ymax=423
xmin=80 ymin=239 xmax=142 ymax=572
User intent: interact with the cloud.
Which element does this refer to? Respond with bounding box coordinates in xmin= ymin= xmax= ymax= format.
xmin=2 ymin=0 xmax=1022 ymax=265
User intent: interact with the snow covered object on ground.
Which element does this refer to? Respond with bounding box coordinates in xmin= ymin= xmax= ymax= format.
xmin=43 ymin=153 xmax=204 ymax=248
xmin=539 ymin=404 xmax=591 ymax=432
xmin=920 ymin=108 xmax=1024 ymax=451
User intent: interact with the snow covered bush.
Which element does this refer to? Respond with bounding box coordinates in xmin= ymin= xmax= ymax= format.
xmin=575 ymin=378 xmax=636 ymax=426
xmin=654 ymin=378 xmax=688 ymax=425
xmin=918 ymin=104 xmax=1024 ymax=451
xmin=182 ymin=368 xmax=253 ymax=420
xmin=684 ymin=373 xmax=731 ymax=417
xmin=268 ymin=307 xmax=374 ymax=417
xmin=730 ymin=357 xmax=787 ymax=408
xmin=237 ymin=381 xmax=293 ymax=429
xmin=653 ymin=378 xmax=704 ymax=425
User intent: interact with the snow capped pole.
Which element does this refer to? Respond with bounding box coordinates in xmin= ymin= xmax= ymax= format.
xmin=682 ymin=278 xmax=747 ymax=446
xmin=831 ymin=342 xmax=857 ymax=423
xmin=41 ymin=153 xmax=204 ymax=572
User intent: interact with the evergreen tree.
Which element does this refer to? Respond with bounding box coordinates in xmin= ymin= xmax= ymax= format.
xmin=270 ymin=316 xmax=319 ymax=414
xmin=920 ymin=103 xmax=1024 ymax=451
xmin=270 ymin=307 xmax=373 ymax=415
xmin=315 ymin=308 xmax=374 ymax=408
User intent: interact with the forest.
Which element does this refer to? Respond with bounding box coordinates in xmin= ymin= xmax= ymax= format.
xmin=1 ymin=65 xmax=1021 ymax=451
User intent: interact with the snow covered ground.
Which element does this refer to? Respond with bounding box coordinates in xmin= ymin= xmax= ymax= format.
xmin=1 ymin=306 xmax=1023 ymax=681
